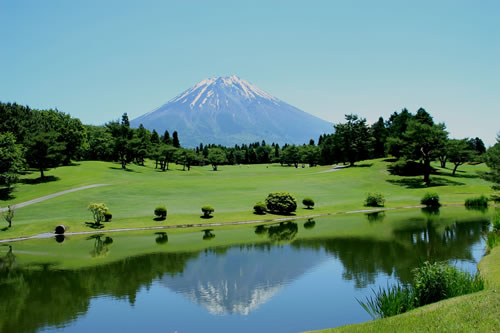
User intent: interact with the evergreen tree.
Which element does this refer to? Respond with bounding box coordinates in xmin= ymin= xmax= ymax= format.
xmin=172 ymin=131 xmax=180 ymax=148
xmin=0 ymin=132 xmax=25 ymax=188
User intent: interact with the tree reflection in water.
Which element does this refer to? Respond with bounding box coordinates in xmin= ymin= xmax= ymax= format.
xmin=254 ymin=222 xmax=298 ymax=242
xmin=155 ymin=232 xmax=168 ymax=245
xmin=87 ymin=235 xmax=113 ymax=258
xmin=202 ymin=229 xmax=216 ymax=240
xmin=304 ymin=218 xmax=316 ymax=229
xmin=365 ymin=211 xmax=385 ymax=223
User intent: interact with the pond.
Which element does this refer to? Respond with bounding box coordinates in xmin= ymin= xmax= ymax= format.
xmin=0 ymin=207 xmax=492 ymax=333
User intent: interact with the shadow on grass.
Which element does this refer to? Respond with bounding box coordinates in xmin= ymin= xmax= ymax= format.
xmin=153 ymin=217 xmax=166 ymax=221
xmin=434 ymin=169 xmax=480 ymax=179
xmin=200 ymin=215 xmax=214 ymax=219
xmin=253 ymin=212 xmax=267 ymax=216
xmin=1 ymin=227 xmax=9 ymax=232
xmin=108 ymin=166 xmax=140 ymax=173
xmin=387 ymin=177 xmax=465 ymax=189
xmin=85 ymin=222 xmax=105 ymax=229
xmin=353 ymin=163 xmax=373 ymax=168
xmin=0 ymin=187 xmax=14 ymax=200
xmin=266 ymin=212 xmax=297 ymax=217
xmin=383 ymin=158 xmax=398 ymax=163
xmin=19 ymin=176 xmax=60 ymax=185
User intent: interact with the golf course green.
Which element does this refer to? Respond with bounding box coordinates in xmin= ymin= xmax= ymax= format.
xmin=0 ymin=158 xmax=494 ymax=240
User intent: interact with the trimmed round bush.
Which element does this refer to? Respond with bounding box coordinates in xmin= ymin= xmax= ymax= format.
xmin=253 ymin=201 xmax=267 ymax=214
xmin=421 ymin=192 xmax=441 ymax=207
xmin=265 ymin=192 xmax=297 ymax=215
xmin=201 ymin=205 xmax=214 ymax=217
xmin=154 ymin=206 xmax=167 ymax=219
xmin=302 ymin=197 xmax=315 ymax=209
xmin=104 ymin=211 xmax=112 ymax=222
xmin=365 ymin=192 xmax=385 ymax=207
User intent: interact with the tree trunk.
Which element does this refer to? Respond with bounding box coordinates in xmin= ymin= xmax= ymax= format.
xmin=40 ymin=168 xmax=45 ymax=179
xmin=423 ymin=159 xmax=431 ymax=185
xmin=452 ymin=163 xmax=460 ymax=176
xmin=439 ymin=157 xmax=447 ymax=168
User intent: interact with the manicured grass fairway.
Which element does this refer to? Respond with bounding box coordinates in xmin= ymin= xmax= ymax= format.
xmin=0 ymin=158 xmax=493 ymax=240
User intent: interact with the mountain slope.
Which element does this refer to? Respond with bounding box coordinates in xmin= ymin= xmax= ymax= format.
xmin=131 ymin=76 xmax=333 ymax=147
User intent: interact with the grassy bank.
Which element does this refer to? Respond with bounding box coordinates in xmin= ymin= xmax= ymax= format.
xmin=309 ymin=236 xmax=500 ymax=333
xmin=0 ymin=158 xmax=493 ymax=240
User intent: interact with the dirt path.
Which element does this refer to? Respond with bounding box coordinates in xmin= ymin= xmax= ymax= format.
xmin=0 ymin=184 xmax=109 ymax=213
xmin=316 ymin=165 xmax=347 ymax=173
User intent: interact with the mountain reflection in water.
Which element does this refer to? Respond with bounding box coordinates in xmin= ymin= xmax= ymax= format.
xmin=0 ymin=210 xmax=490 ymax=333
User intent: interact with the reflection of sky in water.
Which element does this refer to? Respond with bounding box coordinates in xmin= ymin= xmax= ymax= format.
xmin=44 ymin=231 xmax=485 ymax=333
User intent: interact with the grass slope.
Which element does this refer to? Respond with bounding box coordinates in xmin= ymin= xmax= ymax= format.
xmin=0 ymin=158 xmax=493 ymax=240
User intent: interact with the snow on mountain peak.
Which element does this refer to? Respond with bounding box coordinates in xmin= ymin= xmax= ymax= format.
xmin=169 ymin=76 xmax=279 ymax=109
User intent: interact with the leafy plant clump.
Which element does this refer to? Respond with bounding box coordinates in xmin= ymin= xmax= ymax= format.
xmin=265 ymin=192 xmax=297 ymax=215
xmin=359 ymin=262 xmax=484 ymax=319
xmin=253 ymin=201 xmax=267 ymax=215
xmin=464 ymin=195 xmax=489 ymax=207
xmin=365 ymin=192 xmax=385 ymax=207
xmin=358 ymin=284 xmax=415 ymax=319
xmin=154 ymin=206 xmax=167 ymax=219
xmin=421 ymin=192 xmax=441 ymax=207
xmin=201 ymin=205 xmax=214 ymax=218
xmin=302 ymin=197 xmax=315 ymax=209
xmin=412 ymin=261 xmax=484 ymax=307
xmin=104 ymin=210 xmax=112 ymax=222
xmin=493 ymin=214 xmax=500 ymax=231
xmin=88 ymin=203 xmax=109 ymax=226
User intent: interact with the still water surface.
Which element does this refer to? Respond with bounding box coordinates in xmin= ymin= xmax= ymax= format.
xmin=0 ymin=207 xmax=491 ymax=332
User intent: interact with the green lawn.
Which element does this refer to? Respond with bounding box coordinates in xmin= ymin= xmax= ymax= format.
xmin=0 ymin=158 xmax=493 ymax=240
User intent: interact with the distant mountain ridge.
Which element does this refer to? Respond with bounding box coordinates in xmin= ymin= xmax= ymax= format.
xmin=131 ymin=76 xmax=333 ymax=147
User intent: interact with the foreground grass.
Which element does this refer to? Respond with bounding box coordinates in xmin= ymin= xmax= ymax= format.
xmin=0 ymin=158 xmax=493 ymax=240
xmin=310 ymin=240 xmax=500 ymax=333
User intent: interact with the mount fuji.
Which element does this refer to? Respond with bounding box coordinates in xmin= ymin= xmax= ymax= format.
xmin=131 ymin=76 xmax=333 ymax=147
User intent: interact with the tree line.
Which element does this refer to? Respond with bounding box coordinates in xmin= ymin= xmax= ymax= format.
xmin=0 ymin=101 xmax=495 ymax=190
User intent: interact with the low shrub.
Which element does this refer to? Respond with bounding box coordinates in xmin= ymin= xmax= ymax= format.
xmin=302 ymin=197 xmax=315 ymax=209
xmin=412 ymin=261 xmax=484 ymax=307
xmin=104 ymin=211 xmax=112 ymax=222
xmin=365 ymin=192 xmax=385 ymax=207
xmin=360 ymin=261 xmax=484 ymax=319
xmin=253 ymin=201 xmax=267 ymax=215
xmin=201 ymin=205 xmax=214 ymax=218
xmin=88 ymin=202 xmax=109 ymax=225
xmin=421 ymin=192 xmax=441 ymax=207
xmin=358 ymin=284 xmax=415 ymax=319
xmin=464 ymin=195 xmax=489 ymax=207
xmin=486 ymin=230 xmax=500 ymax=250
xmin=493 ymin=214 xmax=500 ymax=231
xmin=154 ymin=206 xmax=167 ymax=219
xmin=265 ymin=192 xmax=297 ymax=215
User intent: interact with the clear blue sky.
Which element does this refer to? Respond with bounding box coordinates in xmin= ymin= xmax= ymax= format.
xmin=1 ymin=0 xmax=499 ymax=145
